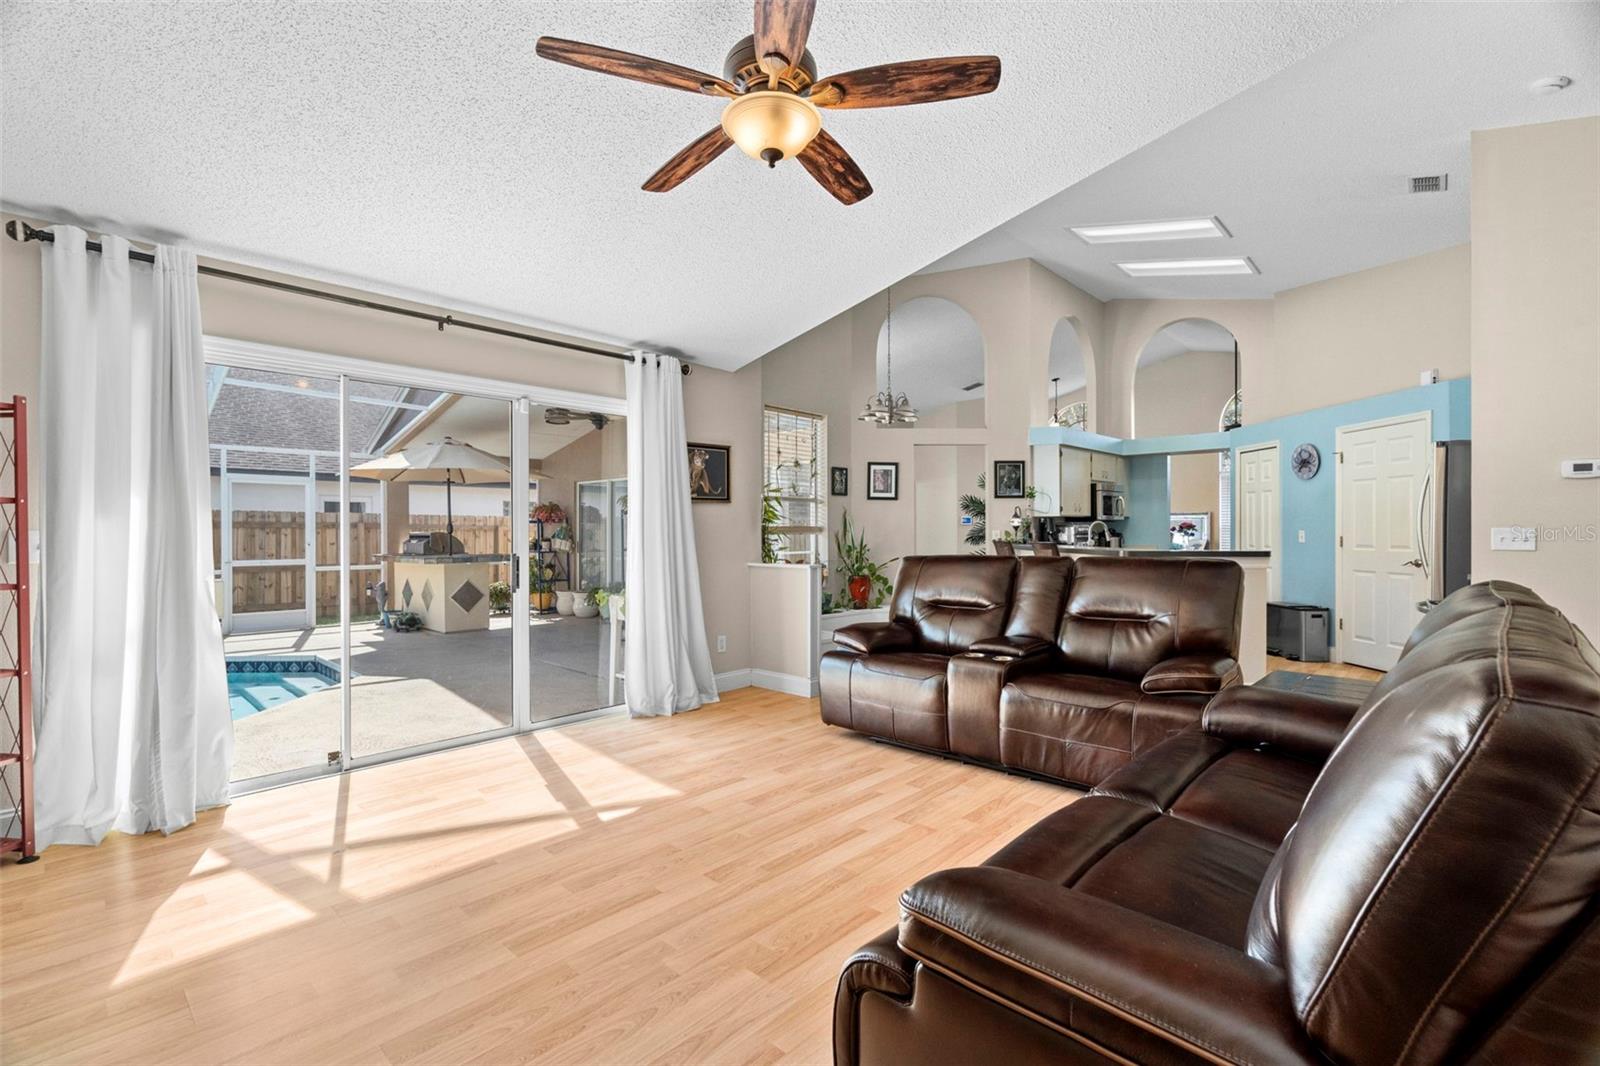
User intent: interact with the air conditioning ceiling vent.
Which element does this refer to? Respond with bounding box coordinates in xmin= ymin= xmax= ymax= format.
xmin=1410 ymin=174 xmax=1448 ymax=193
xmin=960 ymin=381 xmax=983 ymax=392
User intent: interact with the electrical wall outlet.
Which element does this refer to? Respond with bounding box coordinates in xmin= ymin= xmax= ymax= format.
xmin=1490 ymin=526 xmax=1537 ymax=552
xmin=716 ymin=634 xmax=727 ymax=653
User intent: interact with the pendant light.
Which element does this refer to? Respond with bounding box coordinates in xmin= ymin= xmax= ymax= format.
xmin=1047 ymin=376 xmax=1062 ymax=426
xmin=859 ymin=285 xmax=919 ymax=425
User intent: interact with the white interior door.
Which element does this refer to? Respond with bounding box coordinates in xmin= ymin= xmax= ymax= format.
xmin=1337 ymin=413 xmax=1432 ymax=670
xmin=1236 ymin=443 xmax=1281 ymax=600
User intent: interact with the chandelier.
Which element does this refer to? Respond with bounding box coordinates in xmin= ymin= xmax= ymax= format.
xmin=859 ymin=285 xmax=918 ymax=425
xmin=1046 ymin=376 xmax=1086 ymax=430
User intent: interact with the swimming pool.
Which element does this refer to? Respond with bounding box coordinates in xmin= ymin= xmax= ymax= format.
xmin=226 ymin=657 xmax=341 ymax=720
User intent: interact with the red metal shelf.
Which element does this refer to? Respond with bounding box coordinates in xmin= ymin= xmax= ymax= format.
xmin=2 ymin=394 xmax=36 ymax=864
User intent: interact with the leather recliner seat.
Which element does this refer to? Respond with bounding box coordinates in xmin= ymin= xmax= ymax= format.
xmin=834 ymin=580 xmax=1600 ymax=1064
xmin=821 ymin=554 xmax=1245 ymax=787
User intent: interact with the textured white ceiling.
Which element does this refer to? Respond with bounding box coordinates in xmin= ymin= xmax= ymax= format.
xmin=0 ymin=1 xmax=1384 ymax=370
xmin=876 ymin=296 xmax=984 ymax=410
xmin=921 ymin=2 xmax=1600 ymax=300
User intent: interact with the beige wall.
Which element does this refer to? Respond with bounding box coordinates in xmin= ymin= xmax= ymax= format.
xmin=0 ymin=213 xmax=764 ymax=675
xmin=1270 ymin=243 xmax=1470 ymax=420
xmin=1469 ymin=117 xmax=1600 ymax=639
xmin=1133 ymin=350 xmax=1237 ymax=438
xmin=682 ymin=358 xmax=763 ymax=677
xmin=1168 ymin=452 xmax=1224 ymax=539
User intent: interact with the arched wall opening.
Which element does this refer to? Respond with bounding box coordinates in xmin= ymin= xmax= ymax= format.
xmin=874 ymin=296 xmax=985 ymax=429
xmin=1132 ymin=318 xmax=1239 ymax=439
xmin=1046 ymin=316 xmax=1095 ymax=432
xmin=1133 ymin=317 xmax=1240 ymax=551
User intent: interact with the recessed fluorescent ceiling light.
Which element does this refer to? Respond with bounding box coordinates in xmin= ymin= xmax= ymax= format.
xmin=1116 ymin=257 xmax=1258 ymax=277
xmin=1070 ymin=216 xmax=1229 ymax=244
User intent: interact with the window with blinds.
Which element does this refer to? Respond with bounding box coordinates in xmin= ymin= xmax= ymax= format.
xmin=762 ymin=407 xmax=827 ymax=564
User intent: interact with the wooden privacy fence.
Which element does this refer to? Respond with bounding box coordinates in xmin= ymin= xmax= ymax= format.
xmin=215 ymin=512 xmax=513 ymax=622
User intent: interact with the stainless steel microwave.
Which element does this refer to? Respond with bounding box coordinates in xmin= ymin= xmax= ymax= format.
xmin=1095 ymin=488 xmax=1127 ymax=521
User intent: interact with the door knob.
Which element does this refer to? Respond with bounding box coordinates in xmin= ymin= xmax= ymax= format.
xmin=1403 ymin=559 xmax=1424 ymax=568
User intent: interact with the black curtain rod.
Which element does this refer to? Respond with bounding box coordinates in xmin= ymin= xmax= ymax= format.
xmin=4 ymin=219 xmax=689 ymax=374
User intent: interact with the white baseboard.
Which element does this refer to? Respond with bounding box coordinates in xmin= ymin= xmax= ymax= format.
xmin=715 ymin=669 xmax=752 ymax=693
xmin=749 ymin=669 xmax=819 ymax=698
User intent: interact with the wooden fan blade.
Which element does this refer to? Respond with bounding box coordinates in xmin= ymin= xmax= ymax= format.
xmin=643 ymin=127 xmax=735 ymax=192
xmin=753 ymin=0 xmax=816 ymax=80
xmin=809 ymin=56 xmax=1001 ymax=109
xmin=536 ymin=37 xmax=738 ymax=96
xmin=797 ymin=129 xmax=872 ymax=205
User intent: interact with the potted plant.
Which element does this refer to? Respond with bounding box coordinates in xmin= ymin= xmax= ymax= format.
xmin=488 ymin=580 xmax=512 ymax=614
xmin=554 ymin=588 xmax=576 ymax=615
xmin=529 ymin=559 xmax=557 ymax=611
xmin=589 ymin=586 xmax=609 ymax=619
xmin=391 ymin=610 xmax=423 ymax=632
xmin=959 ymin=473 xmax=987 ymax=548
xmin=574 ymin=587 xmax=599 ymax=618
xmin=834 ymin=510 xmax=895 ymax=609
xmin=550 ymin=523 xmax=574 ymax=553
xmin=760 ymin=484 xmax=782 ymax=564
xmin=532 ymin=502 xmax=567 ymax=532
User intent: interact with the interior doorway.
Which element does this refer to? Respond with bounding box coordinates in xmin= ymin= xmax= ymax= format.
xmin=914 ymin=445 xmax=986 ymax=555
xmin=1336 ymin=412 xmax=1433 ymax=670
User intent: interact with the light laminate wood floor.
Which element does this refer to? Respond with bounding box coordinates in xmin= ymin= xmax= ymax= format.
xmin=1 ymin=689 xmax=1073 ymax=1066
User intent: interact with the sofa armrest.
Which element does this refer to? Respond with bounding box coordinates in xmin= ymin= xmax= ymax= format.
xmin=833 ymin=621 xmax=916 ymax=655
xmin=967 ymin=635 xmax=1057 ymax=660
xmin=898 ymin=867 xmax=1320 ymax=1066
xmin=1141 ymin=653 xmax=1241 ymax=695
xmin=1202 ymin=684 xmax=1361 ymax=761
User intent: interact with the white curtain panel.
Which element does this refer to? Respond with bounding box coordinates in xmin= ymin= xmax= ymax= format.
xmin=34 ymin=228 xmax=232 ymax=848
xmin=624 ymin=352 xmax=718 ymax=716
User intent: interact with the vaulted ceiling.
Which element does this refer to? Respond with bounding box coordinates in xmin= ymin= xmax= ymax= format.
xmin=921 ymin=3 xmax=1599 ymax=301
xmin=1 ymin=1 xmax=1385 ymax=370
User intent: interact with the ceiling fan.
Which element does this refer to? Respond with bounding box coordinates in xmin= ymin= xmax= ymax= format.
xmin=535 ymin=0 xmax=1001 ymax=205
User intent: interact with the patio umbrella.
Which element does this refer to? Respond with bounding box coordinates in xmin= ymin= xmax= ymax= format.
xmin=349 ymin=437 xmax=510 ymax=542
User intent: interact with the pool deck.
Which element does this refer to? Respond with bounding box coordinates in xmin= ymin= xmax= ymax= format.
xmin=224 ymin=614 xmax=615 ymax=781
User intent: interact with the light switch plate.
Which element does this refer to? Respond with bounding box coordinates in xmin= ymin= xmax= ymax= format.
xmin=1297 ymin=530 xmax=1306 ymax=543
xmin=1490 ymin=527 xmax=1538 ymax=552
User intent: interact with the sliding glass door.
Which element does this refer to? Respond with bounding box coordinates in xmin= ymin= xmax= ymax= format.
xmin=208 ymin=342 xmax=623 ymax=791
xmin=345 ymin=379 xmax=519 ymax=762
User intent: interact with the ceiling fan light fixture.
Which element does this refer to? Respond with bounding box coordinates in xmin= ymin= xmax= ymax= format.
xmin=720 ymin=91 xmax=822 ymax=166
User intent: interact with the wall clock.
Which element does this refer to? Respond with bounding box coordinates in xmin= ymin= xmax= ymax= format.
xmin=1291 ymin=443 xmax=1321 ymax=480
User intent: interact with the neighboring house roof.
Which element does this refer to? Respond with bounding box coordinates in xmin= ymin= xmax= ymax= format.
xmin=208 ymin=367 xmax=442 ymax=478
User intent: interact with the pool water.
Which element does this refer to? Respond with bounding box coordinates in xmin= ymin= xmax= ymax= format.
xmin=226 ymin=659 xmax=340 ymax=719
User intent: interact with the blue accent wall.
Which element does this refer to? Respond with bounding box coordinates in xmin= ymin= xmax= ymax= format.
xmin=1031 ymin=379 xmax=1471 ymax=640
xmin=1121 ymin=454 xmax=1171 ymax=549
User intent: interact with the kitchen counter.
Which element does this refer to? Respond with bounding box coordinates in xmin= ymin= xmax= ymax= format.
xmin=1016 ymin=546 xmax=1269 ymax=558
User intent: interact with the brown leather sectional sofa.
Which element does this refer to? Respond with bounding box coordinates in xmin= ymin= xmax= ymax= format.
xmin=834 ymin=580 xmax=1600 ymax=1064
xmin=821 ymin=555 xmax=1244 ymax=787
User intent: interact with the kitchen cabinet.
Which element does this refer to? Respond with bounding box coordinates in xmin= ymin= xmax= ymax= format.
xmin=1060 ymin=447 xmax=1093 ymax=517
xmin=1089 ymin=451 xmax=1125 ymax=486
